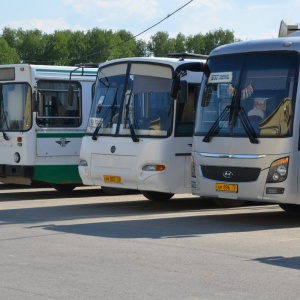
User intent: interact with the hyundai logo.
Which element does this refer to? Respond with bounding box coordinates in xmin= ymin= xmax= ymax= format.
xmin=110 ymin=146 xmax=116 ymax=153
xmin=223 ymin=170 xmax=233 ymax=179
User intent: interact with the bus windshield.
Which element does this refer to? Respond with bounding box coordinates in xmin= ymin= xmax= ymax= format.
xmin=195 ymin=51 xmax=298 ymax=141
xmin=87 ymin=63 xmax=173 ymax=137
xmin=0 ymin=83 xmax=31 ymax=131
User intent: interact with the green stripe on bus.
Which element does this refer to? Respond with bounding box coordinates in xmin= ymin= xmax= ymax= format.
xmin=37 ymin=133 xmax=84 ymax=138
xmin=36 ymin=68 xmax=97 ymax=75
xmin=34 ymin=165 xmax=82 ymax=184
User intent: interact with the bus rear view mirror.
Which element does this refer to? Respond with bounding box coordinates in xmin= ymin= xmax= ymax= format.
xmin=170 ymin=77 xmax=180 ymax=99
xmin=177 ymin=81 xmax=188 ymax=103
xmin=32 ymin=91 xmax=39 ymax=112
xmin=68 ymin=85 xmax=74 ymax=106
xmin=170 ymin=79 xmax=188 ymax=103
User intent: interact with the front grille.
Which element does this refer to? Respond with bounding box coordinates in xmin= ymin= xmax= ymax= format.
xmin=201 ymin=166 xmax=260 ymax=182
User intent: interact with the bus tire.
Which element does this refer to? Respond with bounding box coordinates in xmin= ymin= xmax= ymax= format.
xmin=212 ymin=198 xmax=245 ymax=208
xmin=101 ymin=186 xmax=129 ymax=195
xmin=142 ymin=191 xmax=174 ymax=201
xmin=279 ymin=203 xmax=300 ymax=213
xmin=52 ymin=184 xmax=76 ymax=192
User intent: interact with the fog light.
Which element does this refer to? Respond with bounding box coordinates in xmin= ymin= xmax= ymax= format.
xmin=14 ymin=152 xmax=20 ymax=163
xmin=266 ymin=187 xmax=285 ymax=194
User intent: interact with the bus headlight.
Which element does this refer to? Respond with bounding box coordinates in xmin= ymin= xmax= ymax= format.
xmin=266 ymin=157 xmax=289 ymax=183
xmin=142 ymin=164 xmax=166 ymax=171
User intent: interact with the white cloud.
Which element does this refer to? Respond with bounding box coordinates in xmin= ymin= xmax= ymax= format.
xmin=0 ymin=18 xmax=75 ymax=34
xmin=1 ymin=0 xmax=300 ymax=42
xmin=64 ymin=0 xmax=158 ymax=21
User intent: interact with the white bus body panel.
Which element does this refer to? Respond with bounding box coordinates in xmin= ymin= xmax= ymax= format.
xmin=192 ymin=136 xmax=299 ymax=204
xmin=80 ymin=136 xmax=192 ymax=193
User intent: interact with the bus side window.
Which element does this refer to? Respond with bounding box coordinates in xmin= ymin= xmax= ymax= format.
xmin=175 ymin=85 xmax=197 ymax=136
xmin=36 ymin=80 xmax=81 ymax=127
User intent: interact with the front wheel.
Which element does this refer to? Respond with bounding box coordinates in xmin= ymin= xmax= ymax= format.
xmin=212 ymin=198 xmax=245 ymax=208
xmin=279 ymin=203 xmax=300 ymax=213
xmin=142 ymin=191 xmax=174 ymax=201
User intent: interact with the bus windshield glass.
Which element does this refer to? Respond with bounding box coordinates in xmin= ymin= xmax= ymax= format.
xmin=87 ymin=63 xmax=173 ymax=137
xmin=195 ymin=51 xmax=298 ymax=140
xmin=0 ymin=83 xmax=31 ymax=131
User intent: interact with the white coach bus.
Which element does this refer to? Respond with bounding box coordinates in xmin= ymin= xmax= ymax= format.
xmin=191 ymin=22 xmax=300 ymax=212
xmin=79 ymin=55 xmax=207 ymax=200
xmin=0 ymin=64 xmax=97 ymax=191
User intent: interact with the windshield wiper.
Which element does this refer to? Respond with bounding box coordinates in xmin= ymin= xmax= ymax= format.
xmin=92 ymin=88 xmax=118 ymax=140
xmin=203 ymin=105 xmax=258 ymax=144
xmin=238 ymin=107 xmax=258 ymax=144
xmin=2 ymin=132 xmax=9 ymax=140
xmin=124 ymin=91 xmax=139 ymax=143
xmin=92 ymin=104 xmax=117 ymax=140
xmin=202 ymin=105 xmax=231 ymax=142
xmin=98 ymin=70 xmax=110 ymax=88
xmin=92 ymin=116 xmax=104 ymax=140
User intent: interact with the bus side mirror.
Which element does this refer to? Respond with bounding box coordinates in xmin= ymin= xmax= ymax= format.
xmin=68 ymin=85 xmax=74 ymax=106
xmin=32 ymin=91 xmax=39 ymax=112
xmin=170 ymin=77 xmax=180 ymax=99
xmin=177 ymin=81 xmax=188 ymax=103
xmin=170 ymin=79 xmax=188 ymax=103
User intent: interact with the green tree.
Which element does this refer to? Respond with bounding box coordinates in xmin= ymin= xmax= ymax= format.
xmin=174 ymin=33 xmax=186 ymax=53
xmin=113 ymin=30 xmax=137 ymax=59
xmin=185 ymin=33 xmax=206 ymax=55
xmin=68 ymin=30 xmax=88 ymax=65
xmin=44 ymin=30 xmax=73 ymax=65
xmin=18 ymin=29 xmax=48 ymax=64
xmin=135 ymin=39 xmax=148 ymax=57
xmin=84 ymin=28 xmax=118 ymax=63
xmin=203 ymin=28 xmax=237 ymax=54
xmin=1 ymin=27 xmax=19 ymax=49
xmin=147 ymin=31 xmax=176 ymax=57
xmin=0 ymin=37 xmax=20 ymax=64
xmin=1 ymin=26 xmax=242 ymax=65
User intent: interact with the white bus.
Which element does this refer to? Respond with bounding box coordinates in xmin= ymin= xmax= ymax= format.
xmin=0 ymin=64 xmax=97 ymax=191
xmin=79 ymin=55 xmax=207 ymax=200
xmin=191 ymin=27 xmax=300 ymax=212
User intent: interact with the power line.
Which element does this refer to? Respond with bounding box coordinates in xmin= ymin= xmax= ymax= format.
xmin=77 ymin=0 xmax=194 ymax=62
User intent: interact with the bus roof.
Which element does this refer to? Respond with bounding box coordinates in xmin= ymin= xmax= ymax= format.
xmin=0 ymin=64 xmax=98 ymax=81
xmin=209 ymin=36 xmax=300 ymax=57
xmin=98 ymin=56 xmax=207 ymax=70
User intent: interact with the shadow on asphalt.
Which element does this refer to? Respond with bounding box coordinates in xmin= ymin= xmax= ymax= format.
xmin=1 ymin=185 xmax=299 ymax=272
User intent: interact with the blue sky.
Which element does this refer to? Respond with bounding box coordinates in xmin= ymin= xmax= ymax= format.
xmin=1 ymin=0 xmax=300 ymax=42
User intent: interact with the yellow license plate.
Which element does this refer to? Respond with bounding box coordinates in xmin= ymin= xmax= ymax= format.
xmin=103 ymin=175 xmax=122 ymax=183
xmin=216 ymin=183 xmax=238 ymax=193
